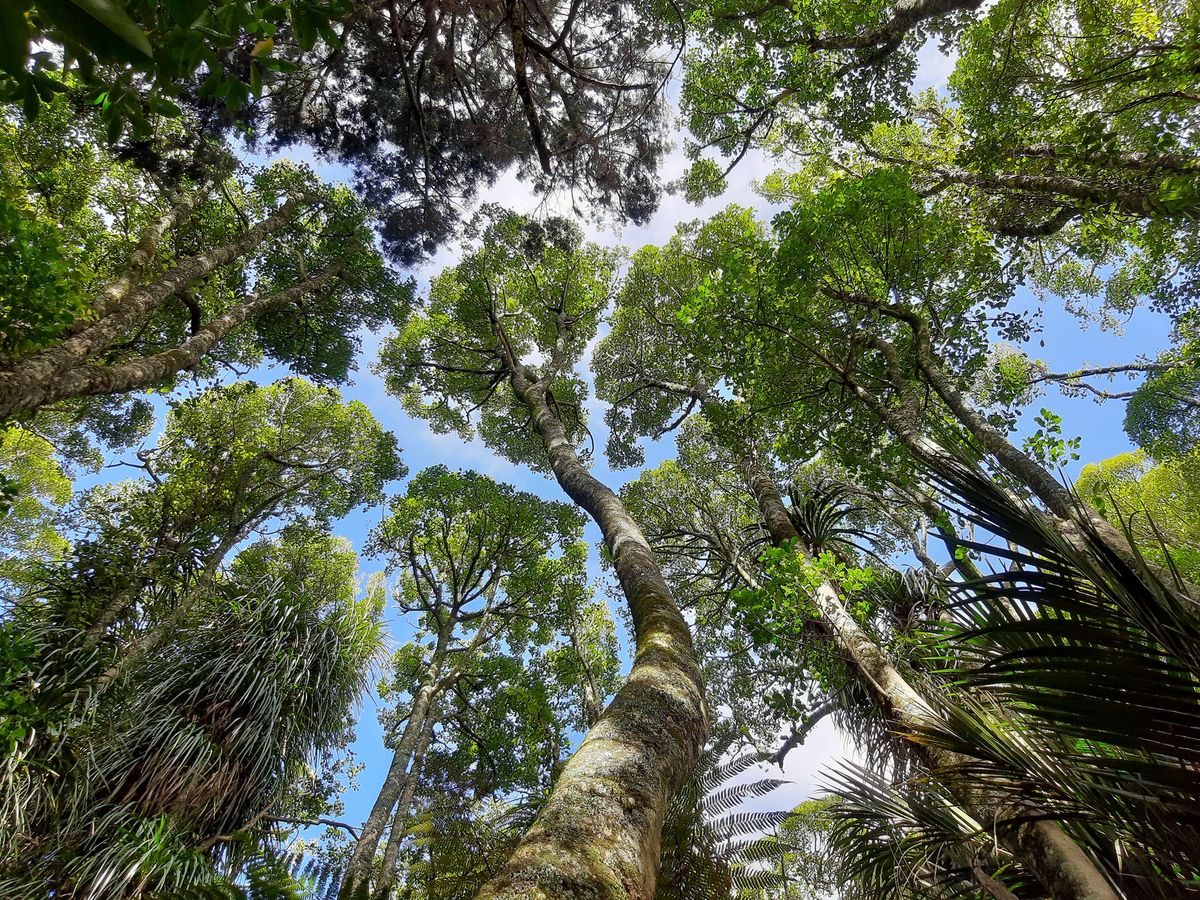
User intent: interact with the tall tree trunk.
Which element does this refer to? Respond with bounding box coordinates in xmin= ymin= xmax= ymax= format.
xmin=343 ymin=636 xmax=448 ymax=897
xmin=0 ymin=196 xmax=308 ymax=420
xmin=872 ymin=311 xmax=1195 ymax=593
xmin=475 ymin=367 xmax=707 ymax=900
xmin=739 ymin=456 xmax=1118 ymax=900
xmin=376 ymin=712 xmax=436 ymax=897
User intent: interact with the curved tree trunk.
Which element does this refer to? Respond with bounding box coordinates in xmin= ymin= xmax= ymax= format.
xmin=739 ymin=455 xmax=1118 ymax=900
xmin=842 ymin=357 xmax=1197 ymax=598
xmin=880 ymin=312 xmax=1198 ymax=595
xmin=25 ymin=268 xmax=339 ymax=413
xmin=475 ymin=368 xmax=707 ymax=900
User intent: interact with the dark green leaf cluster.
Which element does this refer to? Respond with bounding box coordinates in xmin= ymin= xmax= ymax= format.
xmin=1 ymin=0 xmax=350 ymax=141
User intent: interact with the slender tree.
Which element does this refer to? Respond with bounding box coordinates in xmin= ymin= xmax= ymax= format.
xmin=385 ymin=598 xmax=620 ymax=900
xmin=0 ymin=97 xmax=409 ymax=422
xmin=340 ymin=466 xmax=590 ymax=897
xmin=378 ymin=210 xmax=708 ymax=899
xmin=85 ymin=376 xmax=401 ymax=683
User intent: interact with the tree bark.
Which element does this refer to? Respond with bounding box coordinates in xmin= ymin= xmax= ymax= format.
xmin=1008 ymin=143 xmax=1200 ymax=175
xmin=474 ymin=366 xmax=707 ymax=900
xmin=811 ymin=0 xmax=982 ymax=54
xmin=343 ymin=636 xmax=448 ymax=898
xmin=933 ymin=166 xmax=1185 ymax=218
xmin=84 ymin=580 xmax=148 ymax=647
xmin=23 ymin=268 xmax=338 ymax=412
xmin=740 ymin=456 xmax=1118 ymax=900
xmin=835 ymin=338 xmax=1195 ymax=596
xmin=376 ymin=712 xmax=436 ymax=897
xmin=902 ymin=325 xmax=1197 ymax=590
xmin=88 ymin=181 xmax=217 ymax=324
xmin=0 ymin=195 xmax=309 ymax=420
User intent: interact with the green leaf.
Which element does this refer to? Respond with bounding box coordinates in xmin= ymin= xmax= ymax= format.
xmin=37 ymin=0 xmax=152 ymax=62
xmin=0 ymin=1 xmax=31 ymax=75
xmin=257 ymin=56 xmax=299 ymax=73
xmin=162 ymin=0 xmax=207 ymax=26
xmin=67 ymin=0 xmax=152 ymax=57
xmin=291 ymin=7 xmax=317 ymax=50
xmin=147 ymin=96 xmax=182 ymax=117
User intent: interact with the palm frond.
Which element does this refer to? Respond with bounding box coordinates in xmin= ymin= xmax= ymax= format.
xmin=823 ymin=761 xmax=1026 ymax=900
xmin=903 ymin=450 xmax=1200 ymax=893
xmin=785 ymin=479 xmax=880 ymax=559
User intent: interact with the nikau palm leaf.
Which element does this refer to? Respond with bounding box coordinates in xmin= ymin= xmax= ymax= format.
xmin=885 ymin=452 xmax=1200 ymax=895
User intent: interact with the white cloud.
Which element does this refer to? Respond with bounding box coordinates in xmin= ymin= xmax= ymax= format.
xmin=914 ymin=37 xmax=959 ymax=94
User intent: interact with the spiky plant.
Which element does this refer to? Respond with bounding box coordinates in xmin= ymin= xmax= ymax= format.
xmin=831 ymin=452 xmax=1200 ymax=898
xmin=0 ymin=530 xmax=383 ymax=898
xmin=784 ymin=479 xmax=879 ymax=562
xmin=823 ymin=762 xmax=1031 ymax=900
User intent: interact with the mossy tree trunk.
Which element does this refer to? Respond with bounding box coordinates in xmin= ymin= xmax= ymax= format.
xmin=0 ymin=196 xmax=309 ymax=421
xmin=474 ymin=356 xmax=707 ymax=900
xmin=740 ymin=455 xmax=1118 ymax=900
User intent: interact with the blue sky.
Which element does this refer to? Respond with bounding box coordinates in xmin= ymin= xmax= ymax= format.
xmin=70 ymin=37 xmax=1180 ymax=843
xmin=311 ymin=159 xmax=1176 ymax=829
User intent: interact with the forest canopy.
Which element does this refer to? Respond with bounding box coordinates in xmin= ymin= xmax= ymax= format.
xmin=1 ymin=0 xmax=1198 ymax=898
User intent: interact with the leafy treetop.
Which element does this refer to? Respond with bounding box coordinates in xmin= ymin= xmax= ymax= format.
xmin=378 ymin=209 xmax=620 ymax=471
